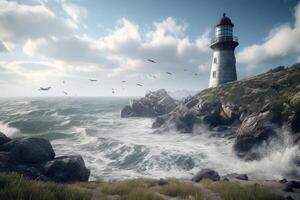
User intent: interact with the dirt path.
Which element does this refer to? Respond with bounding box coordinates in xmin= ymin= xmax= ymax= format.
xmin=196 ymin=183 xmax=222 ymax=200
xmin=91 ymin=188 xmax=104 ymax=200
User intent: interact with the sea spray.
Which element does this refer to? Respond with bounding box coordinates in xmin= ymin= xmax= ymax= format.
xmin=0 ymin=97 xmax=299 ymax=181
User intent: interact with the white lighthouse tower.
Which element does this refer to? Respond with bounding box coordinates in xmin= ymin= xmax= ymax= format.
xmin=209 ymin=13 xmax=238 ymax=88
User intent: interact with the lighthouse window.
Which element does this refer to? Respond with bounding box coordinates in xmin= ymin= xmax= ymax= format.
xmin=212 ymin=71 xmax=216 ymax=78
xmin=213 ymin=57 xmax=217 ymax=64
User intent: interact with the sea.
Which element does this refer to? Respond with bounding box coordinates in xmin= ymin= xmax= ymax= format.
xmin=0 ymin=97 xmax=299 ymax=181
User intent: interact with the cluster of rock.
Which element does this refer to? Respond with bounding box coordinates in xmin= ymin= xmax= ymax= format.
xmin=0 ymin=132 xmax=90 ymax=183
xmin=152 ymin=64 xmax=300 ymax=161
xmin=192 ymin=168 xmax=299 ymax=198
xmin=121 ymin=89 xmax=178 ymax=118
xmin=121 ymin=64 xmax=300 ymax=162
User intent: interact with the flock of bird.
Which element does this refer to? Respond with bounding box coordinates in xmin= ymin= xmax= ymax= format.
xmin=38 ymin=59 xmax=199 ymax=95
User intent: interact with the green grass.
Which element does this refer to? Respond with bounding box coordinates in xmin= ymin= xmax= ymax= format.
xmin=125 ymin=188 xmax=162 ymax=200
xmin=156 ymin=179 xmax=204 ymax=200
xmin=291 ymin=91 xmax=300 ymax=111
xmin=202 ymin=179 xmax=284 ymax=200
xmin=0 ymin=173 xmax=91 ymax=200
xmin=100 ymin=178 xmax=162 ymax=200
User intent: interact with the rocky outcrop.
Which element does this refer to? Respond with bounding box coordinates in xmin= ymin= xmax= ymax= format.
xmin=0 ymin=132 xmax=10 ymax=145
xmin=40 ymin=155 xmax=90 ymax=183
xmin=0 ymin=137 xmax=55 ymax=164
xmin=0 ymin=135 xmax=90 ymax=183
xmin=192 ymin=168 xmax=220 ymax=182
xmin=233 ymin=112 xmax=279 ymax=160
xmin=152 ymin=63 xmax=300 ymax=161
xmin=121 ymin=89 xmax=178 ymax=118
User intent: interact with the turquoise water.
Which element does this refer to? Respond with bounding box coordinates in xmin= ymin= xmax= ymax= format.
xmin=0 ymin=97 xmax=299 ymax=180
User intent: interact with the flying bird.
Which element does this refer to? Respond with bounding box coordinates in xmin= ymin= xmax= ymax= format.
xmin=121 ymin=81 xmax=126 ymax=83
xmin=166 ymin=72 xmax=172 ymax=75
xmin=38 ymin=87 xmax=51 ymax=91
xmin=88 ymin=79 xmax=98 ymax=82
xmin=63 ymin=91 xmax=68 ymax=95
xmin=148 ymin=74 xmax=157 ymax=79
xmin=147 ymin=59 xmax=156 ymax=63
xmin=194 ymin=73 xmax=198 ymax=76
xmin=184 ymin=69 xmax=188 ymax=71
xmin=136 ymin=83 xmax=143 ymax=87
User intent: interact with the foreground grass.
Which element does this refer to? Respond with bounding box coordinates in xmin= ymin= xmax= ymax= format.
xmin=157 ymin=179 xmax=204 ymax=200
xmin=0 ymin=173 xmax=90 ymax=200
xmin=100 ymin=179 xmax=162 ymax=200
xmin=203 ymin=179 xmax=284 ymax=200
xmin=0 ymin=173 xmax=285 ymax=200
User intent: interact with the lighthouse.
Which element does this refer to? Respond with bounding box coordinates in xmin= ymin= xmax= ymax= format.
xmin=209 ymin=13 xmax=239 ymax=88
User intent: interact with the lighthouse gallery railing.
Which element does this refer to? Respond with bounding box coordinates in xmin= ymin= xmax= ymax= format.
xmin=210 ymin=36 xmax=238 ymax=45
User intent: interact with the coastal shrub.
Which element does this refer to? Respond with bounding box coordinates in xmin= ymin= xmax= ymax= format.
xmin=157 ymin=179 xmax=203 ymax=200
xmin=0 ymin=173 xmax=90 ymax=200
xmin=203 ymin=179 xmax=284 ymax=200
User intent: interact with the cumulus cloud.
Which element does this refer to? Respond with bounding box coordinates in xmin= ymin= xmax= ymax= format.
xmin=62 ymin=2 xmax=87 ymax=23
xmin=0 ymin=0 xmax=76 ymax=45
xmin=237 ymin=2 xmax=300 ymax=66
xmin=0 ymin=1 xmax=213 ymax=95
xmin=23 ymin=36 xmax=117 ymax=68
xmin=23 ymin=17 xmax=211 ymax=77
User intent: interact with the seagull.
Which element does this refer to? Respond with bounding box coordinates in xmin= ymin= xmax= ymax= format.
xmin=88 ymin=79 xmax=97 ymax=82
xmin=147 ymin=59 xmax=156 ymax=63
xmin=121 ymin=80 xmax=126 ymax=83
xmin=194 ymin=73 xmax=198 ymax=76
xmin=38 ymin=87 xmax=51 ymax=91
xmin=136 ymin=83 xmax=143 ymax=87
xmin=112 ymin=88 xmax=115 ymax=94
xmin=63 ymin=91 xmax=68 ymax=95
xmin=184 ymin=69 xmax=188 ymax=71
xmin=166 ymin=72 xmax=172 ymax=75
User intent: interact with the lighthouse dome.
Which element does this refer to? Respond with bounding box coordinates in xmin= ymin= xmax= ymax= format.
xmin=216 ymin=13 xmax=234 ymax=27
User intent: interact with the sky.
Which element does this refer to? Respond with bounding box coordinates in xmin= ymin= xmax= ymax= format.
xmin=0 ymin=0 xmax=300 ymax=97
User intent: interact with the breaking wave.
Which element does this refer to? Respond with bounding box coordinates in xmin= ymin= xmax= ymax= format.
xmin=0 ymin=97 xmax=298 ymax=181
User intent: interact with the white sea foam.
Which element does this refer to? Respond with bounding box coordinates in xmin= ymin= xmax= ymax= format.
xmin=0 ymin=121 xmax=20 ymax=138
xmin=0 ymin=97 xmax=299 ymax=181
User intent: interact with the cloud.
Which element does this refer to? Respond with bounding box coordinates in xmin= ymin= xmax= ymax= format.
xmin=237 ymin=2 xmax=300 ymax=66
xmin=0 ymin=0 xmax=76 ymax=45
xmin=23 ymin=17 xmax=211 ymax=78
xmin=0 ymin=40 xmax=8 ymax=52
xmin=23 ymin=36 xmax=117 ymax=68
xmin=62 ymin=2 xmax=87 ymax=23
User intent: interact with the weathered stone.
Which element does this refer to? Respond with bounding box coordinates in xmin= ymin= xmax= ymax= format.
xmin=235 ymin=174 xmax=248 ymax=181
xmin=121 ymin=89 xmax=178 ymax=118
xmin=41 ymin=155 xmax=90 ymax=183
xmin=233 ymin=112 xmax=278 ymax=159
xmin=280 ymin=178 xmax=288 ymax=184
xmin=0 ymin=132 xmax=10 ymax=145
xmin=0 ymin=137 xmax=55 ymax=164
xmin=175 ymin=112 xmax=196 ymax=133
xmin=192 ymin=169 xmax=220 ymax=182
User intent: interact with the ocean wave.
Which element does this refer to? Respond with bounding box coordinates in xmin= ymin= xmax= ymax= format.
xmin=1 ymin=97 xmax=299 ymax=181
xmin=0 ymin=121 xmax=20 ymax=138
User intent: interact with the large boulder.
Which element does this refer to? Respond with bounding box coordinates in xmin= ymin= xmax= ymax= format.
xmin=121 ymin=89 xmax=178 ymax=118
xmin=0 ymin=132 xmax=10 ymax=145
xmin=233 ymin=112 xmax=278 ymax=159
xmin=0 ymin=137 xmax=55 ymax=164
xmin=192 ymin=169 xmax=220 ymax=182
xmin=174 ymin=111 xmax=197 ymax=133
xmin=40 ymin=155 xmax=90 ymax=183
